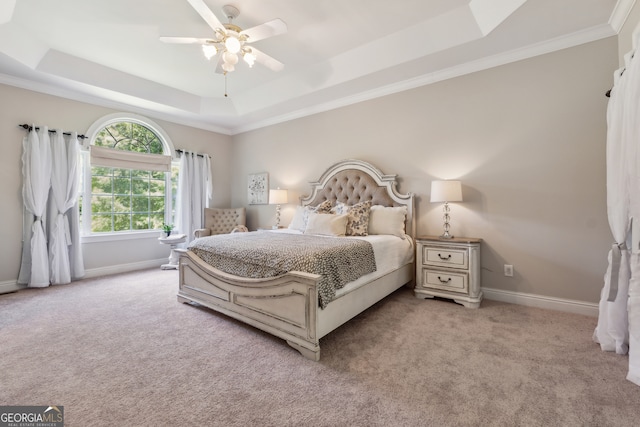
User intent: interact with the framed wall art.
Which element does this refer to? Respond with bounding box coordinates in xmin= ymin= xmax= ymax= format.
xmin=248 ymin=172 xmax=269 ymax=205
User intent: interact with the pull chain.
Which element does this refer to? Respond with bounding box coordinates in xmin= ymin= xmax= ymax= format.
xmin=224 ymin=72 xmax=228 ymax=97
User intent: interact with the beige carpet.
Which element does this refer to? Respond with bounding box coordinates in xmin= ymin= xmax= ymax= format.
xmin=1 ymin=268 xmax=639 ymax=426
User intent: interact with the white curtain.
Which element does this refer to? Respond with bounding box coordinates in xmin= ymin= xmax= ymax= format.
xmin=175 ymin=152 xmax=212 ymax=244
xmin=627 ymin=42 xmax=640 ymax=386
xmin=18 ymin=127 xmax=85 ymax=287
xmin=593 ymin=60 xmax=632 ymax=354
xmin=594 ymin=39 xmax=640 ymax=385
xmin=47 ymin=131 xmax=84 ymax=284
xmin=17 ymin=127 xmax=52 ymax=287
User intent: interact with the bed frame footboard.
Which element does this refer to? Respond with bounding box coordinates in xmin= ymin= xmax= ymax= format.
xmin=178 ymin=250 xmax=323 ymax=361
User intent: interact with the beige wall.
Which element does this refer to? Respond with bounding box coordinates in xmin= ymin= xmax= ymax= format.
xmin=231 ymin=37 xmax=618 ymax=304
xmin=0 ymin=84 xmax=233 ymax=283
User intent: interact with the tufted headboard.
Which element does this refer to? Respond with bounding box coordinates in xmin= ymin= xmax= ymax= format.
xmin=301 ymin=159 xmax=415 ymax=239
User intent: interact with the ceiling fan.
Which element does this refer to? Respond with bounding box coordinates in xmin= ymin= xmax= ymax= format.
xmin=160 ymin=0 xmax=287 ymax=74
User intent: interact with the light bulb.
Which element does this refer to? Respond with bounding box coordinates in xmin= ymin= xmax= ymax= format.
xmin=222 ymin=62 xmax=235 ymax=72
xmin=202 ymin=44 xmax=217 ymax=60
xmin=224 ymin=36 xmax=241 ymax=53
xmin=243 ymin=52 xmax=256 ymax=67
xmin=223 ymin=51 xmax=238 ymax=65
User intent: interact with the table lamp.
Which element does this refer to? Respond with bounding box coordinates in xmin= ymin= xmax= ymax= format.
xmin=269 ymin=188 xmax=288 ymax=229
xmin=430 ymin=180 xmax=462 ymax=239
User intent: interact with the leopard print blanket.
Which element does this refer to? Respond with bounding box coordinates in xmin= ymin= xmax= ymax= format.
xmin=188 ymin=231 xmax=376 ymax=308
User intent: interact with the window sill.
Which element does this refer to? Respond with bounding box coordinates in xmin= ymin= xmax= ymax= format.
xmin=81 ymin=230 xmax=164 ymax=244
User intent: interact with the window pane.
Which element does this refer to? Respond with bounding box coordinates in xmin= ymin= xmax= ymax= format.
xmin=92 ymin=176 xmax=112 ymax=194
xmin=114 ymin=214 xmax=131 ymax=231
xmin=94 ymin=122 xmax=163 ymax=154
xmin=132 ymin=214 xmax=150 ymax=230
xmin=150 ymin=214 xmax=164 ymax=230
xmin=149 ymin=139 xmax=164 ymax=154
xmin=113 ymin=168 xmax=130 ymax=178
xmin=132 ymin=178 xmax=149 ymax=194
xmin=114 ymin=195 xmax=131 ymax=213
xmin=92 ymin=166 xmax=111 ymax=176
xmin=132 ymin=196 xmax=149 ymax=212
xmin=92 ymin=214 xmax=112 ymax=232
xmin=149 ymin=179 xmax=165 ymax=196
xmin=132 ymin=169 xmax=149 ymax=179
xmin=92 ymin=195 xmax=112 ymax=213
xmin=150 ymin=196 xmax=165 ymax=213
xmin=113 ymin=178 xmax=131 ymax=195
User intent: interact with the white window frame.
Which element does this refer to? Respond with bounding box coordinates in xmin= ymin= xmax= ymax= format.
xmin=81 ymin=113 xmax=177 ymax=242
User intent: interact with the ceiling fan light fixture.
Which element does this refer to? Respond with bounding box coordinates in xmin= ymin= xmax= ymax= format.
xmin=243 ymin=51 xmax=256 ymax=67
xmin=224 ymin=36 xmax=241 ymax=54
xmin=161 ymin=1 xmax=286 ymax=78
xmin=202 ymin=44 xmax=217 ymax=60
xmin=223 ymin=51 xmax=239 ymax=65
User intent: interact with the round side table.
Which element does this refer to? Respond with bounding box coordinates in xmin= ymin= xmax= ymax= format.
xmin=158 ymin=234 xmax=187 ymax=270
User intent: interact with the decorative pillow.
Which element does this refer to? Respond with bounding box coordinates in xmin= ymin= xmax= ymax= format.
xmin=368 ymin=205 xmax=407 ymax=238
xmin=288 ymin=206 xmax=306 ymax=231
xmin=332 ymin=200 xmax=372 ymax=236
xmin=288 ymin=200 xmax=333 ymax=232
xmin=304 ymin=213 xmax=348 ymax=236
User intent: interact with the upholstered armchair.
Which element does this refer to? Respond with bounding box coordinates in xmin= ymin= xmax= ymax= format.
xmin=193 ymin=207 xmax=248 ymax=238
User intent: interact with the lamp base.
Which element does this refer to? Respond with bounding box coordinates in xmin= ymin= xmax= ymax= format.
xmin=439 ymin=231 xmax=454 ymax=239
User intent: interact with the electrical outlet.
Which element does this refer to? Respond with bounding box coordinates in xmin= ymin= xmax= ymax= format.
xmin=504 ymin=264 xmax=514 ymax=277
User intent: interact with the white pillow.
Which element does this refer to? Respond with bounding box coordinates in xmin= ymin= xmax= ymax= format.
xmin=288 ymin=200 xmax=333 ymax=232
xmin=304 ymin=213 xmax=348 ymax=236
xmin=288 ymin=206 xmax=306 ymax=231
xmin=368 ymin=205 xmax=407 ymax=238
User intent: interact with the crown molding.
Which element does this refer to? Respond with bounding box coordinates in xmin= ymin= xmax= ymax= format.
xmin=610 ymin=0 xmax=637 ymax=33
xmin=0 ymin=72 xmax=234 ymax=135
xmin=233 ymin=23 xmax=617 ymax=135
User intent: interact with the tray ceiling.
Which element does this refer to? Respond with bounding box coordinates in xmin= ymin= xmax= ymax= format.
xmin=0 ymin=0 xmax=629 ymax=134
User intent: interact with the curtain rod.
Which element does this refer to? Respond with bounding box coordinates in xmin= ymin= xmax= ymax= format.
xmin=606 ymin=54 xmax=634 ymax=98
xmin=18 ymin=124 xmax=87 ymax=140
xmin=175 ymin=149 xmax=205 ymax=158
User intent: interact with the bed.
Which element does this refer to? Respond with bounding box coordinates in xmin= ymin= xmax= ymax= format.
xmin=177 ymin=159 xmax=415 ymax=360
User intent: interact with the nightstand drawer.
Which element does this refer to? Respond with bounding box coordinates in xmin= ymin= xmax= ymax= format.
xmin=421 ymin=269 xmax=468 ymax=293
xmin=423 ymin=247 xmax=468 ymax=269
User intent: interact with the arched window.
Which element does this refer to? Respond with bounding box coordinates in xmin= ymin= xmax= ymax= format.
xmin=82 ymin=114 xmax=177 ymax=237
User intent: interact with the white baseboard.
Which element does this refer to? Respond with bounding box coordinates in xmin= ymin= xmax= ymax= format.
xmin=82 ymin=259 xmax=166 ymax=279
xmin=482 ymin=287 xmax=599 ymax=317
xmin=0 ymin=280 xmax=25 ymax=294
xmin=0 ymin=259 xmax=166 ymax=294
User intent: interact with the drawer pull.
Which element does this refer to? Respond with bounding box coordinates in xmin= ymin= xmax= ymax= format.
xmin=438 ymin=276 xmax=452 ymax=284
xmin=438 ymin=253 xmax=452 ymax=261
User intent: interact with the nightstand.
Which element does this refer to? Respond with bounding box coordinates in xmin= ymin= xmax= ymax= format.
xmin=414 ymin=235 xmax=482 ymax=308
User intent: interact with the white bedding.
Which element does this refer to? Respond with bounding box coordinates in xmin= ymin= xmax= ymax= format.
xmin=269 ymin=229 xmax=414 ymax=299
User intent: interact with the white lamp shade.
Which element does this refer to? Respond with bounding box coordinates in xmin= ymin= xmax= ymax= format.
xmin=430 ymin=180 xmax=462 ymax=203
xmin=269 ymin=188 xmax=288 ymax=205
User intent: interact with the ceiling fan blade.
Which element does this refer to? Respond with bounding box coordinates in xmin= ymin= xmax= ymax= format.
xmin=241 ymin=19 xmax=287 ymax=42
xmin=251 ymin=47 xmax=284 ymax=72
xmin=159 ymin=36 xmax=210 ymax=44
xmin=187 ymin=0 xmax=224 ymax=33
